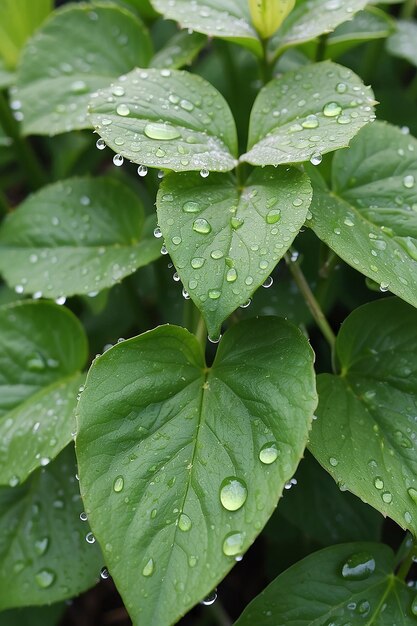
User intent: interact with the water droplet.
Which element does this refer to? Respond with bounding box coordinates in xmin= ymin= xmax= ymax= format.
xmin=96 ymin=138 xmax=106 ymax=150
xmin=262 ymin=276 xmax=273 ymax=289
xmin=231 ymin=216 xmax=244 ymax=229
xmin=403 ymin=175 xmax=415 ymax=189
xmin=329 ymin=457 xmax=338 ymax=467
xmin=374 ymin=477 xmax=384 ymax=490
xmin=379 ymin=282 xmax=389 ymax=293
xmin=55 ymin=296 xmax=66 ymax=306
xmin=189 ymin=555 xmax=198 ymax=567
xmin=113 ymin=154 xmax=124 ymax=167
xmin=223 ymin=531 xmax=245 ymax=557
xmin=183 ymin=201 xmax=200 ymax=213
xmin=34 ymin=537 xmax=49 ymax=556
xmin=219 ymin=477 xmax=247 ymax=511
xmin=266 ymin=209 xmax=281 ymax=224
xmin=201 ymin=589 xmax=217 ymax=606
xmin=411 ymin=595 xmax=417 ymax=616
xmin=382 ymin=491 xmax=392 ymax=504
xmin=137 ymin=164 xmax=148 ymax=177
xmin=80 ymin=512 xmax=88 ymax=521
xmin=323 ymin=102 xmax=342 ymax=117
xmin=208 ymin=289 xmax=221 ymax=300
xmin=86 ymin=532 xmax=96 ymax=544
xmin=341 ymin=552 xmax=376 ymax=580
xmin=200 ymin=169 xmax=209 ymax=178
xmin=408 ymin=488 xmax=417 ymax=503
xmin=100 ymin=566 xmax=110 ymax=580
xmin=191 ymin=257 xmax=205 ymax=269
xmin=116 ymin=103 xmax=130 ymax=116
xmin=336 ymin=82 xmax=347 ymax=94
xmin=112 ymin=85 xmax=125 ymax=96
xmin=142 ymin=558 xmax=154 ymax=577
xmin=240 ymin=299 xmax=251 ymax=308
xmin=211 ymin=249 xmax=224 ymax=260
xmin=344 ymin=217 xmax=354 ymax=227
xmin=259 ymin=442 xmax=278 ymax=464
xmin=113 ymin=476 xmax=124 ymax=492
xmin=178 ymin=513 xmax=192 ymax=532
xmin=172 ymin=236 xmax=182 ymax=245
xmin=35 ymin=569 xmax=55 ymax=588
xmin=193 ymin=218 xmax=211 ymax=234
xmin=144 ymin=122 xmax=180 ymax=141
xmin=310 ymin=152 xmax=322 ymax=166
xmin=154 ymin=227 xmax=162 ymax=238
xmin=302 ymin=114 xmax=319 ymax=129
xmin=180 ymin=98 xmax=194 ymax=111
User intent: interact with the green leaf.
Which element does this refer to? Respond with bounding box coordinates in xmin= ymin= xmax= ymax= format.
xmin=387 ymin=20 xmax=417 ymax=68
xmin=0 ymin=0 xmax=52 ymax=70
xmin=309 ymin=298 xmax=417 ymax=535
xmin=325 ymin=7 xmax=394 ymax=58
xmin=157 ymin=167 xmax=312 ymax=338
xmin=76 ymin=318 xmax=317 ymax=626
xmin=0 ymin=604 xmax=65 ymax=626
xmin=241 ymin=61 xmax=376 ymax=167
xmin=16 ymin=3 xmax=152 ymax=136
xmin=234 ymin=542 xmax=417 ymax=625
xmin=308 ymin=121 xmax=417 ymax=308
xmin=0 ymin=177 xmax=160 ymax=299
xmin=0 ymin=60 xmax=15 ymax=89
xmin=150 ymin=30 xmax=207 ymax=69
xmin=0 ymin=301 xmax=87 ymax=485
xmin=151 ymin=0 xmax=262 ymax=57
xmin=0 ymin=446 xmax=102 ymax=610
xmin=89 ymin=67 xmax=238 ymax=172
xmin=268 ymin=0 xmax=369 ymax=59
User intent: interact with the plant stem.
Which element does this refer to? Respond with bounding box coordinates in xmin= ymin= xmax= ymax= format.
xmin=401 ymin=0 xmax=416 ymax=19
xmin=208 ymin=601 xmax=233 ymax=626
xmin=0 ymin=92 xmax=46 ymax=190
xmin=397 ymin=533 xmax=416 ymax=581
xmin=194 ymin=314 xmax=207 ymax=350
xmin=316 ymin=34 xmax=328 ymax=62
xmin=285 ymin=253 xmax=336 ymax=351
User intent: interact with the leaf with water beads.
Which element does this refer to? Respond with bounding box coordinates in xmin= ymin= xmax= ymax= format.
xmin=0 ymin=301 xmax=87 ymax=486
xmin=308 ymin=121 xmax=417 ymax=309
xmin=0 ymin=446 xmax=103 ymax=610
xmin=0 ymin=177 xmax=160 ymax=299
xmin=88 ymin=67 xmax=238 ymax=172
xmin=150 ymin=30 xmax=207 ymax=70
xmin=76 ymin=318 xmax=317 ymax=626
xmin=241 ymin=61 xmax=376 ymax=167
xmin=15 ymin=3 xmax=152 ymax=136
xmin=309 ymin=298 xmax=417 ymax=536
xmin=157 ymin=167 xmax=312 ymax=338
xmin=235 ymin=542 xmax=417 ymax=625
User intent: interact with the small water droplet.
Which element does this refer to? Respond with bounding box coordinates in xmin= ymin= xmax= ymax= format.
xmin=310 ymin=152 xmax=322 ymax=166
xmin=191 ymin=257 xmax=205 ymax=269
xmin=137 ymin=164 xmax=148 ymax=177
xmin=201 ymin=589 xmax=217 ymax=606
xmin=113 ymin=476 xmax=124 ymax=492
xmin=178 ymin=513 xmax=192 ymax=532
xmin=34 ymin=537 xmax=49 ymax=556
xmin=200 ymin=169 xmax=209 ymax=178
xmin=226 ymin=268 xmax=237 ymax=283
xmin=142 ymin=558 xmax=154 ymax=577
xmin=231 ymin=216 xmax=244 ymax=229
xmin=336 ymin=83 xmax=347 ymax=94
xmin=329 ymin=457 xmax=338 ymax=467
xmin=193 ymin=218 xmax=211 ymax=234
xmin=96 ymin=138 xmax=106 ymax=150
xmin=374 ymin=477 xmax=384 ymax=490
xmin=408 ymin=488 xmax=417 ymax=504
xmin=219 ymin=477 xmax=247 ymax=511
xmin=100 ymin=566 xmax=110 ymax=579
xmin=183 ymin=201 xmax=200 ymax=213
xmin=223 ymin=531 xmax=245 ymax=557
xmin=302 ymin=114 xmax=319 ymax=129
xmin=411 ymin=595 xmax=417 ymax=616
xmin=266 ymin=209 xmax=281 ymax=224
xmin=116 ymin=103 xmax=130 ymax=116
xmin=259 ymin=442 xmax=278 ymax=464
xmin=35 ymin=569 xmax=55 ymax=588
xmin=403 ymin=175 xmax=415 ymax=189
xmin=86 ymin=532 xmax=95 ymax=544
xmin=323 ymin=102 xmax=342 ymax=117
xmin=262 ymin=276 xmax=273 ymax=289
xmin=80 ymin=512 xmax=88 ymax=521
xmin=113 ymin=154 xmax=124 ymax=166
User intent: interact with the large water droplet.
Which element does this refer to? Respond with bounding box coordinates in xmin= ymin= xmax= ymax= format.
xmin=259 ymin=442 xmax=278 ymax=464
xmin=144 ymin=123 xmax=181 ymax=141
xmin=219 ymin=477 xmax=247 ymax=511
xmin=178 ymin=513 xmax=192 ymax=532
xmin=403 ymin=175 xmax=415 ymax=189
xmin=183 ymin=201 xmax=200 ymax=213
xmin=142 ymin=558 xmax=154 ymax=577
xmin=302 ymin=114 xmax=319 ymax=129
xmin=323 ymin=102 xmax=342 ymax=117
xmin=191 ymin=257 xmax=205 ymax=269
xmin=223 ymin=531 xmax=245 ymax=556
xmin=341 ymin=552 xmax=375 ymax=580
xmin=266 ymin=209 xmax=281 ymax=224
xmin=193 ymin=218 xmax=211 ymax=234
xmin=35 ymin=569 xmax=56 ymax=588
xmin=116 ymin=103 xmax=130 ymax=117
xmin=113 ymin=154 xmax=124 ymax=167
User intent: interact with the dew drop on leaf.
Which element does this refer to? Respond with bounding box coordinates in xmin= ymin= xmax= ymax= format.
xmin=259 ymin=442 xmax=278 ymax=464
xmin=35 ymin=569 xmax=56 ymax=588
xmin=142 ymin=558 xmax=155 ymax=577
xmin=201 ymin=589 xmax=217 ymax=606
xmin=219 ymin=477 xmax=247 ymax=511
xmin=144 ymin=122 xmax=181 ymax=141
xmin=113 ymin=476 xmax=124 ymax=493
xmin=222 ymin=531 xmax=245 ymax=557
xmin=323 ymin=102 xmax=342 ymax=117
xmin=341 ymin=552 xmax=376 ymax=580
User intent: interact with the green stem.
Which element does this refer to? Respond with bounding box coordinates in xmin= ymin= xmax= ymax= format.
xmin=397 ymin=533 xmax=416 ymax=581
xmin=285 ymin=253 xmax=336 ymax=352
xmin=208 ymin=601 xmax=233 ymax=626
xmin=194 ymin=314 xmax=207 ymax=351
xmin=0 ymin=92 xmax=46 ymax=190
xmin=316 ymin=34 xmax=328 ymax=62
xmin=401 ymin=0 xmax=415 ymax=19
xmin=259 ymin=37 xmax=273 ymax=84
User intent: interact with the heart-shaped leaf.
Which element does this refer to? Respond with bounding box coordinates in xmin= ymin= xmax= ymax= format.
xmin=16 ymin=3 xmax=152 ymax=135
xmin=308 ymin=121 xmax=417 ymax=308
xmin=241 ymin=61 xmax=376 ymax=167
xmin=88 ymin=67 xmax=238 ymax=172
xmin=0 ymin=301 xmax=87 ymax=485
xmin=76 ymin=318 xmax=317 ymax=626
xmin=309 ymin=298 xmax=417 ymax=535
xmin=0 ymin=446 xmax=102 ymax=610
xmin=235 ymin=542 xmax=417 ymax=625
xmin=0 ymin=177 xmax=160 ymax=300
xmin=157 ymin=167 xmax=312 ymax=338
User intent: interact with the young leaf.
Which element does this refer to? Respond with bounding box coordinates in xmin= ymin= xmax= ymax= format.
xmin=268 ymin=0 xmax=369 ymax=60
xmin=308 ymin=121 xmax=417 ymax=308
xmin=0 ymin=0 xmax=52 ymax=70
xmin=157 ymin=167 xmax=312 ymax=338
xmin=0 ymin=301 xmax=87 ymax=485
xmin=151 ymin=0 xmax=262 ymax=57
xmin=0 ymin=446 xmax=103 ymax=610
xmin=234 ymin=542 xmax=416 ymax=625
xmin=386 ymin=20 xmax=417 ymax=68
xmin=309 ymin=298 xmax=417 ymax=535
xmin=241 ymin=61 xmax=376 ymax=167
xmin=248 ymin=0 xmax=295 ymax=39
xmin=88 ymin=67 xmax=238 ymax=172
xmin=16 ymin=3 xmax=152 ymax=136
xmin=0 ymin=177 xmax=160 ymax=299
xmin=150 ymin=30 xmax=207 ymax=69
xmin=76 ymin=318 xmax=317 ymax=626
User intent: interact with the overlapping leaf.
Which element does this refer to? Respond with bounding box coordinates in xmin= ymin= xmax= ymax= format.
xmin=0 ymin=177 xmax=159 ymax=299
xmin=88 ymin=67 xmax=238 ymax=172
xmin=0 ymin=301 xmax=87 ymax=485
xmin=309 ymin=298 xmax=417 ymax=535
xmin=0 ymin=446 xmax=102 ymax=610
xmin=157 ymin=168 xmax=312 ymax=338
xmin=308 ymin=121 xmax=417 ymax=308
xmin=16 ymin=3 xmax=152 ymax=135
xmin=150 ymin=30 xmax=207 ymax=69
xmin=326 ymin=7 xmax=394 ymax=58
xmin=76 ymin=319 xmax=317 ymax=626
xmin=386 ymin=20 xmax=417 ymax=68
xmin=235 ymin=542 xmax=417 ymax=625
xmin=241 ymin=61 xmax=376 ymax=166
